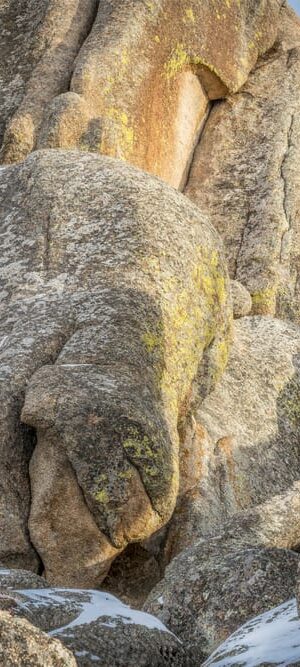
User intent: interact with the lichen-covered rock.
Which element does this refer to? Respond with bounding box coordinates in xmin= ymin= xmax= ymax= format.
xmin=145 ymin=544 xmax=300 ymax=664
xmin=0 ymin=0 xmax=97 ymax=164
xmin=0 ymin=611 xmax=76 ymax=667
xmin=0 ymin=584 xmax=186 ymax=667
xmin=0 ymin=150 xmax=231 ymax=585
xmin=1 ymin=1 xmax=281 ymax=188
xmin=165 ymin=316 xmax=300 ymax=558
xmin=186 ymin=5 xmax=300 ymax=321
xmin=230 ymin=280 xmax=252 ymax=318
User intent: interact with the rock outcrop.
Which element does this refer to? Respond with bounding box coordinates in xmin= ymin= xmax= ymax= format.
xmin=0 ymin=149 xmax=231 ymax=584
xmin=0 ymin=611 xmax=76 ymax=667
xmin=0 ymin=0 xmax=98 ymax=164
xmin=0 ymin=572 xmax=186 ymax=667
xmin=186 ymin=5 xmax=300 ymax=320
xmin=145 ymin=545 xmax=300 ymax=663
xmin=165 ymin=316 xmax=300 ymax=559
xmin=1 ymin=1 xmax=281 ymax=188
xmin=1 ymin=1 xmax=300 ymax=665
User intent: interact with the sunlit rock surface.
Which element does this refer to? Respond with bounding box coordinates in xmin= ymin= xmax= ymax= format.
xmin=0 ymin=150 xmax=231 ymax=585
xmin=186 ymin=5 xmax=300 ymax=320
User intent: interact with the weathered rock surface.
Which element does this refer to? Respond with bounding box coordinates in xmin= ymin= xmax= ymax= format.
xmin=145 ymin=544 xmax=300 ymax=664
xmin=0 ymin=578 xmax=186 ymax=667
xmin=0 ymin=610 xmax=76 ymax=667
xmin=0 ymin=0 xmax=98 ymax=164
xmin=230 ymin=280 xmax=252 ymax=319
xmin=0 ymin=149 xmax=231 ymax=585
xmin=203 ymin=598 xmax=300 ymax=667
xmin=1 ymin=1 xmax=281 ymax=188
xmin=186 ymin=5 xmax=300 ymax=320
xmin=166 ymin=315 xmax=300 ymax=559
xmin=0 ymin=567 xmax=47 ymax=590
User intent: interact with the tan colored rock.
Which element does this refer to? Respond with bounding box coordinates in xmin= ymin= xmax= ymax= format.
xmin=0 ymin=0 xmax=98 ymax=164
xmin=166 ymin=316 xmax=300 ymax=559
xmin=0 ymin=150 xmax=231 ymax=584
xmin=230 ymin=279 xmax=252 ymax=318
xmin=186 ymin=5 xmax=300 ymax=320
xmin=1 ymin=1 xmax=281 ymax=188
xmin=0 ymin=611 xmax=76 ymax=667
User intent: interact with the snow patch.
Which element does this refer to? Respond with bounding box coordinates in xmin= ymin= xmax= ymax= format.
xmin=204 ymin=598 xmax=300 ymax=667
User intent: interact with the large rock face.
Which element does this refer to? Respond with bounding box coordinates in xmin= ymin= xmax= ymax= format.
xmin=0 ymin=149 xmax=231 ymax=585
xmin=0 ymin=0 xmax=98 ymax=163
xmin=0 ymin=611 xmax=76 ymax=667
xmin=0 ymin=1 xmax=281 ymax=188
xmin=166 ymin=316 xmax=300 ymax=559
xmin=186 ymin=5 xmax=300 ymax=320
xmin=145 ymin=545 xmax=300 ymax=663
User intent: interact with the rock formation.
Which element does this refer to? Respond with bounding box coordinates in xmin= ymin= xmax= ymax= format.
xmin=0 ymin=150 xmax=231 ymax=585
xmin=0 ymin=611 xmax=76 ymax=667
xmin=1 ymin=1 xmax=281 ymax=188
xmin=186 ymin=4 xmax=300 ymax=321
xmin=0 ymin=568 xmax=186 ymax=667
xmin=1 ymin=0 xmax=300 ymax=665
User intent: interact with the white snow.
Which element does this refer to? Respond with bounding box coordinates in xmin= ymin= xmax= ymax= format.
xmin=16 ymin=587 xmax=172 ymax=636
xmin=204 ymin=598 xmax=300 ymax=667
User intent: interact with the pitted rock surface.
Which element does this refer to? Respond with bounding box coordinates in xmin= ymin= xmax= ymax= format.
xmin=0 ymin=149 xmax=231 ymax=585
xmin=0 ymin=577 xmax=186 ymax=667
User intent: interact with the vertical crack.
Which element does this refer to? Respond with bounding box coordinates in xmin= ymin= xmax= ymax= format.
xmin=280 ymin=113 xmax=295 ymax=263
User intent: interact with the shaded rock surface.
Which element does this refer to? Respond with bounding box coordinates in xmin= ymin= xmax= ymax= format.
xmin=186 ymin=5 xmax=300 ymax=321
xmin=0 ymin=610 xmax=76 ymax=667
xmin=145 ymin=545 xmax=300 ymax=664
xmin=0 ymin=149 xmax=231 ymax=585
xmin=203 ymin=598 xmax=300 ymax=667
xmin=230 ymin=280 xmax=252 ymax=319
xmin=0 ymin=572 xmax=186 ymax=667
xmin=166 ymin=316 xmax=300 ymax=559
xmin=0 ymin=0 xmax=98 ymax=164
xmin=0 ymin=567 xmax=47 ymax=590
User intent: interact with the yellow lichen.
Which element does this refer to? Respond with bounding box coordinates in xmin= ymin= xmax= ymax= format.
xmin=164 ymin=44 xmax=189 ymax=79
xmin=95 ymin=489 xmax=109 ymax=504
xmin=185 ymin=8 xmax=195 ymax=22
xmin=251 ymin=285 xmax=277 ymax=315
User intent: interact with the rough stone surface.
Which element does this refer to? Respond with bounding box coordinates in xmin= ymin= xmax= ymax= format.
xmin=0 ymin=0 xmax=97 ymax=164
xmin=145 ymin=544 xmax=300 ymax=664
xmin=186 ymin=5 xmax=300 ymax=320
xmin=0 ymin=567 xmax=47 ymax=590
xmin=230 ymin=280 xmax=252 ymax=318
xmin=0 ymin=584 xmax=186 ymax=667
xmin=0 ymin=1 xmax=281 ymax=188
xmin=0 ymin=149 xmax=231 ymax=585
xmin=0 ymin=611 xmax=76 ymax=667
xmin=165 ymin=316 xmax=300 ymax=559
xmin=203 ymin=598 xmax=300 ymax=667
